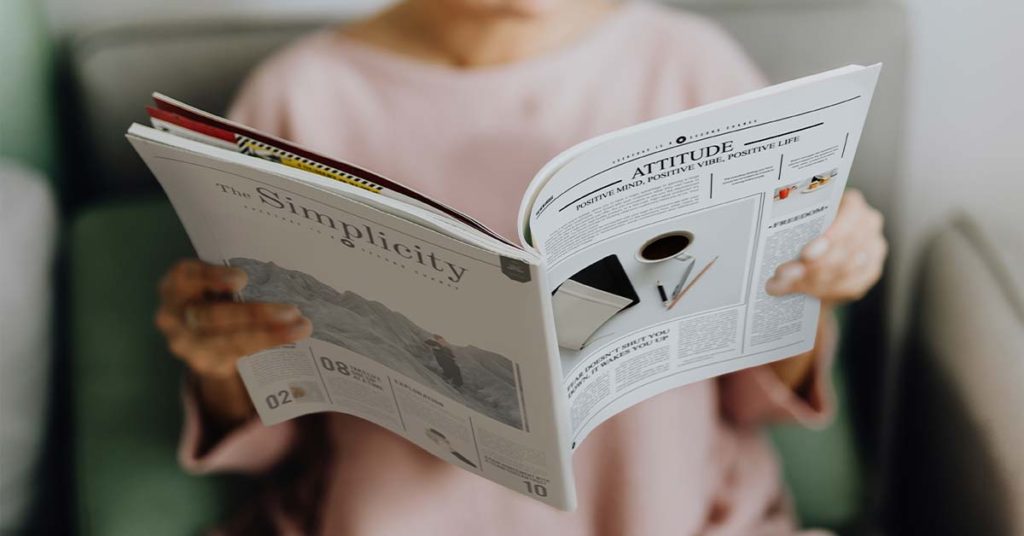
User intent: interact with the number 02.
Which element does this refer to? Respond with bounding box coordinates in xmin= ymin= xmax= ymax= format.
xmin=265 ymin=389 xmax=292 ymax=409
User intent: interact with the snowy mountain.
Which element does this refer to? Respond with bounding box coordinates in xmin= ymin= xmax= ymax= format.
xmin=231 ymin=257 xmax=523 ymax=429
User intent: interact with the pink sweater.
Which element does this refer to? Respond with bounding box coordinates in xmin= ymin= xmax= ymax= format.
xmin=181 ymin=3 xmax=837 ymax=535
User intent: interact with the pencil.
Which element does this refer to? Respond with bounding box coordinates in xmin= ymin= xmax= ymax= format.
xmin=667 ymin=256 xmax=719 ymax=311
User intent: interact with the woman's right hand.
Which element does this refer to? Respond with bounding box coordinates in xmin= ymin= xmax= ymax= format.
xmin=155 ymin=259 xmax=312 ymax=425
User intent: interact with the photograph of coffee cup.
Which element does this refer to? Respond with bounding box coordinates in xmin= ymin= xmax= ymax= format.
xmin=636 ymin=231 xmax=695 ymax=263
xmin=551 ymin=196 xmax=758 ymax=356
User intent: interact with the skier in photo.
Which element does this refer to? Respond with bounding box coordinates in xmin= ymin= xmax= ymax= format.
xmin=425 ymin=335 xmax=463 ymax=389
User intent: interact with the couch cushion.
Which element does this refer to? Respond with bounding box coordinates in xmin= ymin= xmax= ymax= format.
xmin=69 ymin=199 xmax=242 ymax=536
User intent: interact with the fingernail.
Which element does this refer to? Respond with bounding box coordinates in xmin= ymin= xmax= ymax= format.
xmin=766 ymin=264 xmax=804 ymax=296
xmin=289 ymin=317 xmax=312 ymax=336
xmin=765 ymin=278 xmax=785 ymax=296
xmin=222 ymin=270 xmax=246 ymax=287
xmin=778 ymin=263 xmax=806 ymax=282
xmin=272 ymin=305 xmax=300 ymax=322
xmin=802 ymin=238 xmax=829 ymax=261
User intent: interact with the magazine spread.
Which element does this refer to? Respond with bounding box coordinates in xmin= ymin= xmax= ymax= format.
xmin=523 ymin=64 xmax=880 ymax=447
xmin=127 ymin=63 xmax=881 ymax=510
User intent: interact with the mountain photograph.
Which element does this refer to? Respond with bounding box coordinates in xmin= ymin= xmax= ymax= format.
xmin=231 ymin=257 xmax=524 ymax=430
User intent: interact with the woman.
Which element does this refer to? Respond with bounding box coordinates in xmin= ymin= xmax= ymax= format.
xmin=155 ymin=0 xmax=888 ymax=534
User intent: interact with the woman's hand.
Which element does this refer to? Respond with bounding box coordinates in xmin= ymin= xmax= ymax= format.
xmin=766 ymin=189 xmax=887 ymax=304
xmin=764 ymin=190 xmax=888 ymax=389
xmin=155 ymin=259 xmax=312 ymax=425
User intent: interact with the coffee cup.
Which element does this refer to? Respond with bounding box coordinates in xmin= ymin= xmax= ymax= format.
xmin=636 ymin=231 xmax=695 ymax=264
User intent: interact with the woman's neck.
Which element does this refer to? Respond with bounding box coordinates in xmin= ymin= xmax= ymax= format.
xmin=345 ymin=0 xmax=615 ymax=68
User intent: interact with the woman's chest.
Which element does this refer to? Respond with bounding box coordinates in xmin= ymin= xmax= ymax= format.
xmin=284 ymin=71 xmax=691 ymax=238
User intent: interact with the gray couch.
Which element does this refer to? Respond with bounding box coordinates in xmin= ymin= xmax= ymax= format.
xmin=0 ymin=162 xmax=57 ymax=534
xmin=893 ymin=213 xmax=1024 ymax=535
xmin=50 ymin=1 xmax=1024 ymax=535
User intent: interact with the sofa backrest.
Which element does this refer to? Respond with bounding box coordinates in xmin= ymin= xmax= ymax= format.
xmin=65 ymin=19 xmax=312 ymax=200
xmin=895 ymin=212 xmax=1024 ymax=534
xmin=66 ymin=0 xmax=906 ymax=215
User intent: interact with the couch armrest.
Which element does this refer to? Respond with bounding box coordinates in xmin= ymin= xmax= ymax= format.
xmin=0 ymin=161 xmax=58 ymax=533
xmin=894 ymin=212 xmax=1024 ymax=535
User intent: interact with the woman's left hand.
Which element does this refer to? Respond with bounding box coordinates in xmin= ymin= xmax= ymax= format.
xmin=765 ymin=189 xmax=888 ymax=304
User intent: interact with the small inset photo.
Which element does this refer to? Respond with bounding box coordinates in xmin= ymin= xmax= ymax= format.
xmin=231 ymin=257 xmax=526 ymax=430
xmin=775 ymin=168 xmax=838 ymax=201
xmin=801 ymin=168 xmax=838 ymax=194
xmin=551 ymin=196 xmax=758 ymax=352
xmin=287 ymin=381 xmax=325 ymax=403
xmin=425 ymin=427 xmax=479 ymax=469
xmin=773 ymin=168 xmax=839 ymax=216
xmin=774 ymin=183 xmax=798 ymax=201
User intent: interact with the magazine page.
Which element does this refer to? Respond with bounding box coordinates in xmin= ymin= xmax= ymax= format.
xmin=127 ymin=126 xmax=577 ymax=510
xmin=522 ymin=65 xmax=881 ymax=447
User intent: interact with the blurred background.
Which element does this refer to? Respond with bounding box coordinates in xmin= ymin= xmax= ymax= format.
xmin=1 ymin=0 xmax=1021 ymax=534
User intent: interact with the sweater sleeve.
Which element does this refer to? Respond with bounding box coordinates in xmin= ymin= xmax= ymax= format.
xmin=718 ymin=312 xmax=839 ymax=429
xmin=178 ymin=379 xmax=299 ymax=475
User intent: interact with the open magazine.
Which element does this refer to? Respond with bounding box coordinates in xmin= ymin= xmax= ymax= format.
xmin=127 ymin=63 xmax=881 ymax=510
